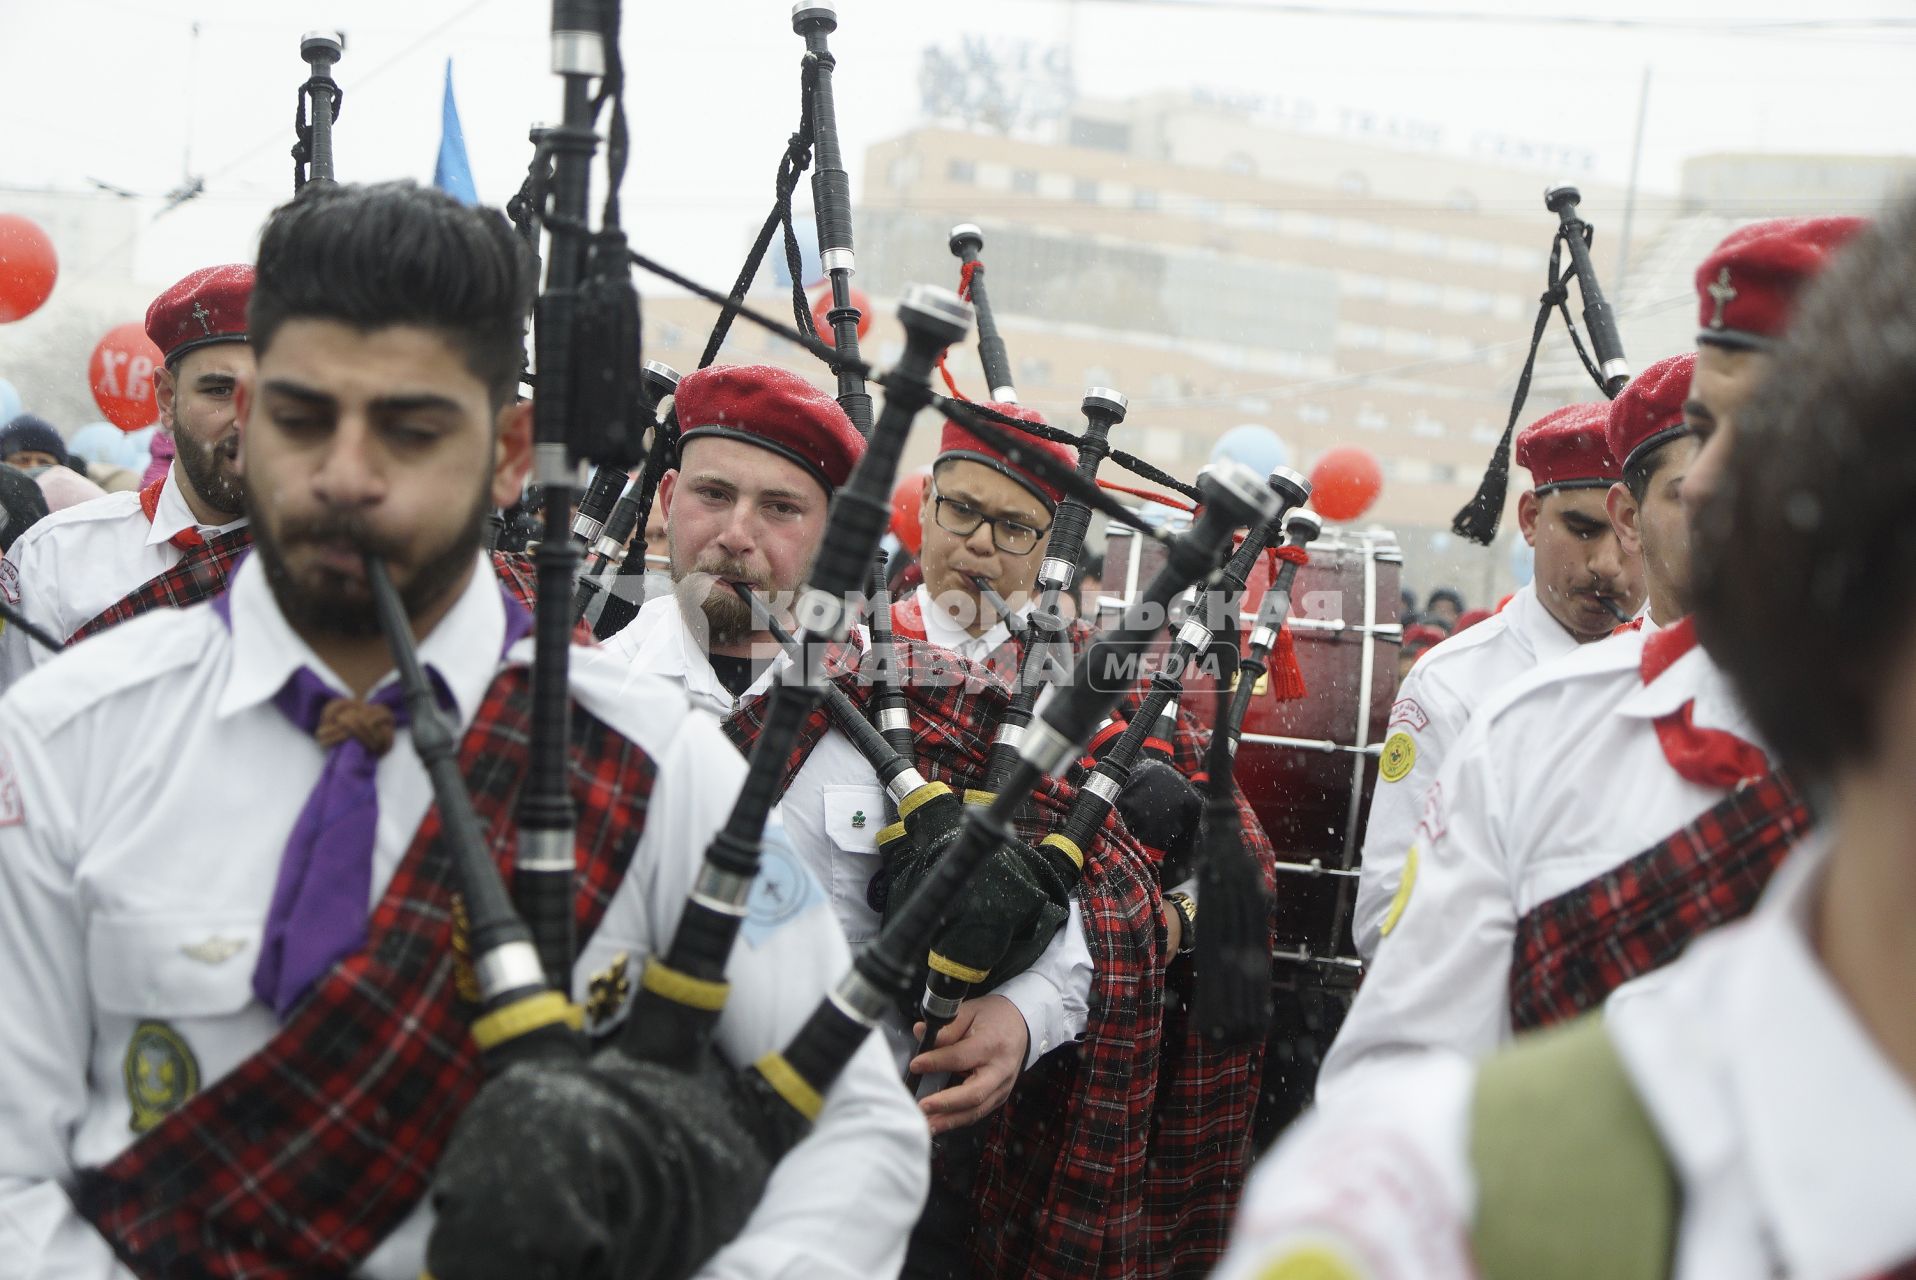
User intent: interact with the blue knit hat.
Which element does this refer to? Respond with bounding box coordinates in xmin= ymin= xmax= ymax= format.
xmin=0 ymin=414 xmax=69 ymax=470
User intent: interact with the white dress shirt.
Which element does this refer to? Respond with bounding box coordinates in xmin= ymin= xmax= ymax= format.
xmin=0 ymin=553 xmax=927 ymax=1280
xmin=910 ymin=583 xmax=1015 ymax=667
xmin=1352 ymin=582 xmax=1583 ymax=960
xmin=607 ymin=595 xmax=1094 ymax=1072
xmin=0 ymin=466 xmax=245 ymax=689
xmin=1320 ymin=625 xmax=1761 ymax=1088
xmin=1215 ymin=833 xmax=1916 ymax=1280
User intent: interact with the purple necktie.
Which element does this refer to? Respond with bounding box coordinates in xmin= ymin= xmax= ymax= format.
xmin=208 ymin=581 xmax=535 ymax=1019
xmin=251 ymin=671 xmax=412 ymax=1018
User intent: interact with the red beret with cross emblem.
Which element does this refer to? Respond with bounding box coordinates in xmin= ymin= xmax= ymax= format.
xmin=144 ymin=264 xmax=254 ymax=366
xmin=1695 ymin=217 xmax=1867 ymax=351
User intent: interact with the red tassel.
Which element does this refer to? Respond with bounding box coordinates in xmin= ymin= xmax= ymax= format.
xmin=1270 ymin=623 xmax=1307 ymax=701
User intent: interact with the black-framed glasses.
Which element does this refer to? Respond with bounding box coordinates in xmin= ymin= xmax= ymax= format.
xmin=930 ymin=485 xmax=1051 ymax=555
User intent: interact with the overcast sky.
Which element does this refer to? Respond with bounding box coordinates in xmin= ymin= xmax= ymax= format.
xmin=2 ymin=0 xmax=1912 ymax=292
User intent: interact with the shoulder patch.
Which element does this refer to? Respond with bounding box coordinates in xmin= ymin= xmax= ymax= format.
xmin=1388 ymin=697 xmax=1429 ymax=732
xmin=739 ymin=823 xmax=825 ymax=948
xmin=1379 ymin=731 xmax=1417 ymax=783
xmin=1247 ymin=1242 xmax=1369 ymax=1280
xmin=125 ymin=1020 xmax=200 ymax=1133
xmin=1380 ymin=845 xmax=1419 ymax=938
xmin=0 ymin=558 xmax=17 ymax=605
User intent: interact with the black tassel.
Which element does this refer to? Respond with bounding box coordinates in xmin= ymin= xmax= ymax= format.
xmin=1452 ymin=419 xmax=1519 ymax=545
xmin=1192 ymin=625 xmax=1273 ymax=1046
xmin=1451 ymin=270 xmax=1567 ymax=546
xmin=1192 ymin=790 xmax=1272 ymax=1046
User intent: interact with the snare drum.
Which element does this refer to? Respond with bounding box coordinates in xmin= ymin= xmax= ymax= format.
xmin=1097 ymin=521 xmax=1404 ymax=983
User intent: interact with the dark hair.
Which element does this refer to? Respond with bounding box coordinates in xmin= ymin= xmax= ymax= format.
xmin=1621 ymin=433 xmax=1689 ymax=505
xmin=249 ymin=181 xmax=535 ymax=409
xmin=1693 ymin=195 xmax=1916 ymax=786
xmin=1426 ymin=586 xmax=1464 ymax=612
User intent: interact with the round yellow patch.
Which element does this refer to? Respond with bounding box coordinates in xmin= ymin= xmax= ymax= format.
xmin=124 ymin=1020 xmax=199 ymax=1134
xmin=1378 ymin=730 xmax=1417 ymax=783
xmin=1252 ymin=1242 xmax=1368 ymax=1280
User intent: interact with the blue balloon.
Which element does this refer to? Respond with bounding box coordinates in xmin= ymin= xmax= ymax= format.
xmin=112 ymin=425 xmax=157 ymax=471
xmin=68 ymin=421 xmax=125 ymax=465
xmin=1209 ymin=424 xmax=1291 ymax=476
xmin=0 ymin=378 xmax=19 ymax=425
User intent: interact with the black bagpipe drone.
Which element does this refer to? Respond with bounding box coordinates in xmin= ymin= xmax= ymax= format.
xmin=1452 ymin=183 xmax=1633 ymax=544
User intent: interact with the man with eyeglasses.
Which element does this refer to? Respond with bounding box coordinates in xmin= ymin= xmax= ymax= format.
xmin=894 ymin=406 xmax=1287 ymax=1278
xmin=891 ymin=409 xmax=1074 ymax=690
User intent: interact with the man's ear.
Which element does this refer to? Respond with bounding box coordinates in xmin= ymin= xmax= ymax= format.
xmin=491 ymin=399 xmax=534 ymax=509
xmin=657 ymin=468 xmax=681 ymax=526
xmin=155 ymin=365 xmax=178 ymax=432
xmin=1516 ymin=489 xmax=1541 ymax=548
xmin=231 ymin=373 xmax=252 ymax=477
xmin=1606 ymin=480 xmax=1643 ymax=559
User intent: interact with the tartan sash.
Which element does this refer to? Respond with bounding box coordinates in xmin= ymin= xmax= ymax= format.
xmin=67 ymin=527 xmax=257 ymax=644
xmin=1509 ymin=771 xmax=1813 ymax=1032
xmin=66 ymin=537 xmax=553 ymax=648
xmin=70 ymin=664 xmax=659 ymax=1277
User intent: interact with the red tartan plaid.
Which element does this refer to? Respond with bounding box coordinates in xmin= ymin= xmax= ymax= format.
xmin=70 ymin=665 xmax=658 ymax=1276
xmin=1509 ymin=771 xmax=1813 ymax=1032
xmin=66 ymin=527 xmax=256 ymax=644
xmin=726 ymin=628 xmax=1267 ymax=1277
xmin=64 ymin=538 xmax=589 ymax=650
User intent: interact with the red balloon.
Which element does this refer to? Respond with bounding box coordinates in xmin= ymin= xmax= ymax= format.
xmin=0 ymin=214 xmax=59 ymax=323
xmin=89 ymin=323 xmax=165 ymax=431
xmin=890 ymin=471 xmax=927 ymax=556
xmin=811 ymin=285 xmax=873 ymax=348
xmin=1309 ymin=445 xmax=1384 ymax=521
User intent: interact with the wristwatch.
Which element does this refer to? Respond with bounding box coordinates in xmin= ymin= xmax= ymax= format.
xmin=1165 ymin=890 xmax=1197 ymax=957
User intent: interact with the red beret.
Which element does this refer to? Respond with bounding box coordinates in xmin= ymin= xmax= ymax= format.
xmin=1403 ymin=623 xmax=1448 ymax=652
xmin=1513 ymin=402 xmax=1619 ymax=494
xmin=937 ymin=403 xmax=1076 ymax=509
xmin=674 ymin=364 xmax=864 ymax=493
xmin=1606 ymin=352 xmax=1697 ymax=473
xmin=1453 ymin=608 xmax=1492 ymax=634
xmin=1695 ymin=216 xmax=1867 ymax=350
xmin=145 ymin=264 xmax=254 ymax=366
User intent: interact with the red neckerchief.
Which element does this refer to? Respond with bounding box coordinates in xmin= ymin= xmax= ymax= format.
xmin=1612 ymin=615 xmax=1646 ymax=636
xmin=138 ymin=478 xmax=206 ymax=551
xmin=1640 ymin=617 xmax=1768 ymax=787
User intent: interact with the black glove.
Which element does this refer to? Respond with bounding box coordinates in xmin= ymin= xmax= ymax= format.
xmin=427 ymin=1048 xmax=778 ymax=1280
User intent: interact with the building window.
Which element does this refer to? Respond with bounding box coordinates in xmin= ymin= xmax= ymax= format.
xmin=1336 ymin=170 xmax=1370 ymax=196
xmin=1018 ymin=357 xmax=1052 ymax=387
xmin=1410 ymin=416 xmax=1446 ymax=439
xmin=888 ymin=154 xmax=921 ymax=189
xmin=1072 ymin=177 xmax=1099 ymax=203
xmin=1132 ymin=188 xmax=1160 ymax=212
xmin=1356 ymin=406 xmax=1389 ymax=432
xmin=1011 ymin=168 xmax=1039 ymax=194
xmin=1297 ymin=403 xmax=1331 ymax=425
xmin=947 ymin=157 xmax=976 ymax=183
xmin=1431 ymin=462 xmax=1458 ymax=485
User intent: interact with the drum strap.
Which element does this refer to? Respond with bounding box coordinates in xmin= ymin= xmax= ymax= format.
xmin=1470 ymin=1013 xmax=1679 ymax=1280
